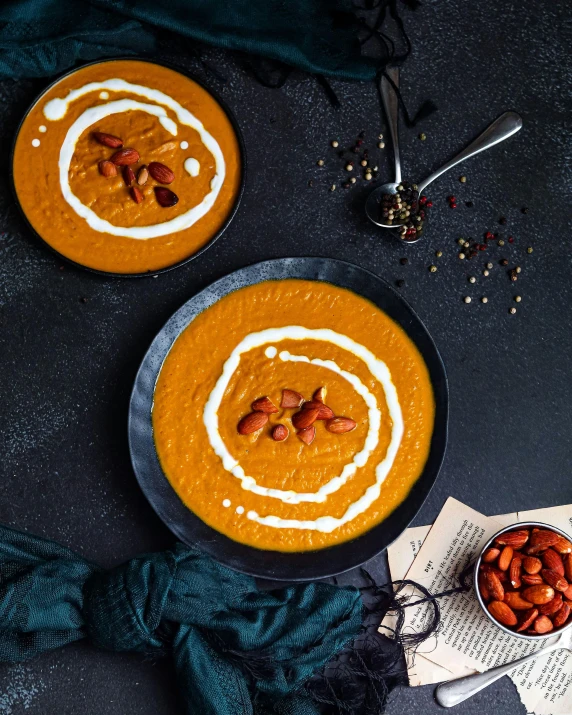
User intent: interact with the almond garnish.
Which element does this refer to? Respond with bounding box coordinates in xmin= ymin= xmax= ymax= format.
xmin=292 ymin=408 xmax=319 ymax=430
xmin=137 ymin=165 xmax=149 ymax=185
xmin=130 ymin=186 xmax=144 ymax=204
xmin=251 ymin=396 xmax=279 ymax=414
xmin=272 ymin=424 xmax=289 ymax=442
xmin=281 ymin=390 xmax=304 ymax=408
xmin=93 ymin=132 xmax=123 ymax=148
xmin=297 ymin=426 xmax=316 ymax=445
xmin=154 ymin=187 xmax=179 ymax=207
xmin=149 ymin=162 xmax=175 ymax=184
xmin=326 ymin=417 xmax=357 ymax=434
xmin=110 ymin=148 xmax=140 ymax=165
xmin=302 ymin=401 xmax=334 ymax=420
xmin=98 ymin=160 xmax=117 ymax=178
xmin=123 ymin=166 xmax=135 ymax=186
xmin=238 ymin=411 xmax=268 ymax=435
xmin=313 ymin=387 xmax=327 ymax=403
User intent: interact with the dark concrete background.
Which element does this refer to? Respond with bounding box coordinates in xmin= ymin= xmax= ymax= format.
xmin=0 ymin=0 xmax=570 ymax=711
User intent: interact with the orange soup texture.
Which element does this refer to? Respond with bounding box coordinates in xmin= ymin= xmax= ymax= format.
xmin=13 ymin=60 xmax=242 ymax=274
xmin=152 ymin=279 xmax=435 ymax=552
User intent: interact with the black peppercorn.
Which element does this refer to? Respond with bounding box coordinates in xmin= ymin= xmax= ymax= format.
xmin=400 ymin=257 xmax=408 ymax=265
xmin=465 ymin=201 xmax=474 ymax=208
xmin=499 ymin=217 xmax=507 ymax=225
xmin=396 ymin=279 xmax=405 ymax=288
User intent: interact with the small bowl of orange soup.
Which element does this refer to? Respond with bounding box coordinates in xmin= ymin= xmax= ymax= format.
xmin=12 ymin=59 xmax=244 ymax=276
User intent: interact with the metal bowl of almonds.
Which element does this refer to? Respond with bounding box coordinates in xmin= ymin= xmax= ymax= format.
xmin=475 ymin=522 xmax=572 ymax=640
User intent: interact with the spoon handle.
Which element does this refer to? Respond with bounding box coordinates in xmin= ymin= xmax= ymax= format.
xmin=434 ymin=635 xmax=561 ymax=708
xmin=418 ymin=111 xmax=522 ymax=194
xmin=380 ymin=68 xmax=401 ymax=185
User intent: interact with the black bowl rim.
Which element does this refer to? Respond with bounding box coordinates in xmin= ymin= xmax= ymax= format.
xmin=9 ymin=56 xmax=247 ymax=279
xmin=474 ymin=520 xmax=572 ymax=640
xmin=128 ymin=257 xmax=449 ymax=580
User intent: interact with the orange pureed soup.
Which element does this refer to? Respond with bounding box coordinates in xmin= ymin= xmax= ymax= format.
xmin=13 ymin=60 xmax=242 ymax=274
xmin=152 ymin=279 xmax=435 ymax=552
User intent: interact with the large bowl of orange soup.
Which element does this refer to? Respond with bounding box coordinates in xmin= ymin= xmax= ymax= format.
xmin=129 ymin=258 xmax=448 ymax=579
xmin=12 ymin=59 xmax=244 ymax=276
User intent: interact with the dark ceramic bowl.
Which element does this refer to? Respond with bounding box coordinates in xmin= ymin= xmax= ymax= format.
xmin=10 ymin=57 xmax=246 ymax=278
xmin=128 ymin=257 xmax=448 ymax=580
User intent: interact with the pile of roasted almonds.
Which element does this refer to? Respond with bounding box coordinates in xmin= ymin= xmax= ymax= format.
xmin=237 ymin=387 xmax=356 ymax=446
xmin=479 ymin=526 xmax=572 ymax=635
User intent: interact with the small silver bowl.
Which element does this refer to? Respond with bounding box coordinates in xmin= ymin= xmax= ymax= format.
xmin=474 ymin=521 xmax=572 ymax=640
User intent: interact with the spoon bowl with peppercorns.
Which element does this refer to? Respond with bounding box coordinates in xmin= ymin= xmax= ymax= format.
xmin=435 ymin=521 xmax=572 ymax=708
xmin=365 ymin=111 xmax=522 ymax=241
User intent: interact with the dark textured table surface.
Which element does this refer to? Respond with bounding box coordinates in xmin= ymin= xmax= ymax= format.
xmin=0 ymin=0 xmax=570 ymax=712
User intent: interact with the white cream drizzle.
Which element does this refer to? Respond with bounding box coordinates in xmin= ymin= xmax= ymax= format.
xmin=43 ymin=79 xmax=226 ymax=240
xmin=99 ymin=91 xmax=109 ymax=99
xmin=184 ymin=158 xmax=200 ymax=177
xmin=203 ymin=327 xmax=403 ymax=533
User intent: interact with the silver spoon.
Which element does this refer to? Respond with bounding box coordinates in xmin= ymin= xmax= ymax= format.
xmin=365 ymin=111 xmax=523 ymax=234
xmin=435 ymin=626 xmax=572 ymax=707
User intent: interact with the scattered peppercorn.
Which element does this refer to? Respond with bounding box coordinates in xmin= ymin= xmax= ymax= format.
xmin=331 ymin=140 xmax=339 ymax=148
xmin=459 ymin=252 xmax=466 ymax=259
xmin=459 ymin=176 xmax=467 ymax=183
xmin=79 ymin=297 xmax=88 ymax=303
xmin=483 ymin=269 xmax=489 ymax=276
xmin=435 ymin=250 xmax=443 ymax=258
xmin=330 ymin=184 xmax=336 ymax=192
xmin=396 ymin=279 xmax=405 ymax=288
xmin=350 ymin=177 xmax=357 ymax=184
xmin=516 ymin=266 xmax=522 ymax=273
xmin=378 ymin=134 xmax=384 ymax=140
xmin=500 ymin=259 xmax=509 ymax=266
xmin=429 ymin=265 xmax=437 ymax=273
xmin=509 ymin=307 xmax=517 ymax=314
xmin=508 ymin=236 xmax=514 ymax=243
xmin=378 ymin=142 xmax=385 ymax=149
xmin=419 ymin=133 xmax=427 ymax=141
xmin=342 ymin=181 xmax=351 ymax=189
xmin=464 ymin=296 xmax=472 ymax=303
xmin=400 ymin=257 xmax=408 ymax=265
xmin=487 ymin=262 xmax=493 ymax=269
xmin=464 ymin=241 xmax=470 ymax=248
xmin=365 ymin=172 xmax=372 ymax=181
xmin=527 ymin=247 xmax=533 ymax=253
xmin=345 ymin=163 xmax=353 ymax=172
xmin=360 ymin=159 xmax=367 ymax=167
xmin=498 ymin=239 xmax=505 ymax=246
xmin=457 ymin=238 xmax=465 ymax=246
xmin=515 ymin=296 xmax=522 ymax=302
xmin=466 ymin=201 xmax=474 ymax=207
xmin=521 ymin=207 xmax=528 ymax=214
xmin=308 ymin=180 xmax=314 ymax=187
xmin=469 ymin=276 xmax=476 ymax=283
xmin=481 ymin=297 xmax=488 ymax=303
xmin=317 ymin=159 xmax=324 ymax=167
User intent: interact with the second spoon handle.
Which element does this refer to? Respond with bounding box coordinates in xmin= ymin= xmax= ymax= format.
xmin=380 ymin=67 xmax=401 ymax=186
xmin=418 ymin=111 xmax=523 ymax=194
xmin=435 ymin=634 xmax=562 ymax=708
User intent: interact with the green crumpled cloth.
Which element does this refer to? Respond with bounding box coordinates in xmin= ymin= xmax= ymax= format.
xmin=0 ymin=523 xmax=363 ymax=715
xmin=0 ymin=0 xmax=381 ymax=81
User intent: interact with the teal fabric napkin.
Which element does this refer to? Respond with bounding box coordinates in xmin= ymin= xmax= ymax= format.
xmin=0 ymin=523 xmax=364 ymax=715
xmin=0 ymin=0 xmax=382 ymax=81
